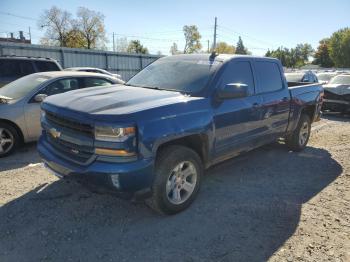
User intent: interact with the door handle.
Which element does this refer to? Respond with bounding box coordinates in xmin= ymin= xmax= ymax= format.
xmin=282 ymin=97 xmax=289 ymax=102
xmin=252 ymin=102 xmax=260 ymax=108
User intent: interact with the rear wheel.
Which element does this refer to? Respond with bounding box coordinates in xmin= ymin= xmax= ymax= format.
xmin=147 ymin=145 xmax=203 ymax=215
xmin=0 ymin=123 xmax=19 ymax=157
xmin=286 ymin=114 xmax=311 ymax=152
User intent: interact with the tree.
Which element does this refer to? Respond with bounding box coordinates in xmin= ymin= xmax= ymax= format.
xmin=127 ymin=40 xmax=149 ymax=54
xmin=235 ymin=36 xmax=248 ymax=54
xmin=329 ymin=28 xmax=350 ymax=67
xmin=215 ymin=42 xmax=235 ymax=54
xmin=38 ymin=6 xmax=72 ymax=47
xmin=76 ymin=7 xmax=107 ymax=49
xmin=295 ymin=43 xmax=314 ymax=63
xmin=116 ymin=37 xmax=128 ymax=52
xmin=170 ymin=42 xmax=180 ymax=55
xmin=312 ymin=39 xmax=334 ymax=67
xmin=65 ymin=29 xmax=87 ymax=48
xmin=183 ymin=25 xmax=202 ymax=53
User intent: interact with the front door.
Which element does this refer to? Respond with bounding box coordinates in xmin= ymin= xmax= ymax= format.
xmin=213 ymin=60 xmax=264 ymax=160
xmin=24 ymin=77 xmax=80 ymax=140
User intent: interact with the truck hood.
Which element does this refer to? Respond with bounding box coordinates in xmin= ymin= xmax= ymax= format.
xmin=43 ymin=84 xmax=200 ymax=115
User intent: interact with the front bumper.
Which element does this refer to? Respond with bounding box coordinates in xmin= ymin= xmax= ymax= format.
xmin=322 ymin=99 xmax=350 ymax=112
xmin=38 ymin=136 xmax=155 ymax=193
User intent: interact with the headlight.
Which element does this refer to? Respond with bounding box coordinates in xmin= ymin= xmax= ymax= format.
xmin=94 ymin=126 xmax=135 ymax=142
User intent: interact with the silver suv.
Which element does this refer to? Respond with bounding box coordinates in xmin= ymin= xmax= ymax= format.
xmin=0 ymin=56 xmax=62 ymax=88
xmin=0 ymin=71 xmax=123 ymax=157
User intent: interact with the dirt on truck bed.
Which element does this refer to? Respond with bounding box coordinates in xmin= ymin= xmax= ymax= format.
xmin=0 ymin=114 xmax=349 ymax=262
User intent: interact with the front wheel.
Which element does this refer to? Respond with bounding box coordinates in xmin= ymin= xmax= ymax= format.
xmin=0 ymin=123 xmax=19 ymax=157
xmin=147 ymin=145 xmax=203 ymax=215
xmin=286 ymin=114 xmax=311 ymax=152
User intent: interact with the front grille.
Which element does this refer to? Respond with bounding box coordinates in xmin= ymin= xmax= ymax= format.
xmin=47 ymin=135 xmax=94 ymax=164
xmin=44 ymin=110 xmax=95 ymax=165
xmin=46 ymin=111 xmax=93 ymax=137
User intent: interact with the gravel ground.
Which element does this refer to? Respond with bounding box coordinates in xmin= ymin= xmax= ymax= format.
xmin=0 ymin=114 xmax=349 ymax=262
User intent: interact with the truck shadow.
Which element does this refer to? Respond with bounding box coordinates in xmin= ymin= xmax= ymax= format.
xmin=0 ymin=143 xmax=41 ymax=172
xmin=0 ymin=143 xmax=342 ymax=262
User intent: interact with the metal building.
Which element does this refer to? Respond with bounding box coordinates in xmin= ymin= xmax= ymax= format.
xmin=0 ymin=42 xmax=162 ymax=80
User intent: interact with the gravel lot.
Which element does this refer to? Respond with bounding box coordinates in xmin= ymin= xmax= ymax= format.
xmin=0 ymin=114 xmax=349 ymax=262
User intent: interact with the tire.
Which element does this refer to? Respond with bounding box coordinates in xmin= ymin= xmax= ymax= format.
xmin=146 ymin=145 xmax=203 ymax=215
xmin=0 ymin=122 xmax=19 ymax=157
xmin=286 ymin=114 xmax=311 ymax=152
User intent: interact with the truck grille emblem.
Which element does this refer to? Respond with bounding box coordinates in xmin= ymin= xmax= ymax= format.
xmin=49 ymin=128 xmax=61 ymax=139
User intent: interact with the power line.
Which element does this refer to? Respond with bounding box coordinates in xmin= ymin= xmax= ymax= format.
xmin=113 ymin=33 xmax=181 ymax=42
xmin=0 ymin=11 xmax=38 ymax=21
xmin=218 ymin=25 xmax=277 ymax=48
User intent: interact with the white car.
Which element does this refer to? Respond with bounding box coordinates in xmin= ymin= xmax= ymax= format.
xmin=0 ymin=71 xmax=122 ymax=157
xmin=64 ymin=67 xmax=123 ymax=81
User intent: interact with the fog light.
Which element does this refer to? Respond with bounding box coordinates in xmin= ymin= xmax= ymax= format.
xmin=110 ymin=174 xmax=120 ymax=189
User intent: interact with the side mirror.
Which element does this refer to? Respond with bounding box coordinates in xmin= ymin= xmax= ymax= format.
xmin=34 ymin=94 xmax=48 ymax=103
xmin=217 ymin=83 xmax=248 ymax=99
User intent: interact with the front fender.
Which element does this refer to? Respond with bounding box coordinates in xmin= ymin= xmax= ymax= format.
xmin=136 ymin=100 xmax=214 ymax=159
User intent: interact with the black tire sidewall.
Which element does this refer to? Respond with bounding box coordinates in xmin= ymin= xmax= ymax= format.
xmin=287 ymin=114 xmax=311 ymax=151
xmin=152 ymin=146 xmax=203 ymax=214
xmin=0 ymin=123 xmax=19 ymax=157
xmin=298 ymin=115 xmax=311 ymax=148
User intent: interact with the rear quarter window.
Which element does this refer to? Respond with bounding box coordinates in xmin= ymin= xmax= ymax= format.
xmin=255 ymin=61 xmax=284 ymax=93
xmin=35 ymin=61 xmax=60 ymax=72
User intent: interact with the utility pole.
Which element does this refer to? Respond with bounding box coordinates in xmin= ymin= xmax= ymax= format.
xmin=207 ymin=40 xmax=210 ymax=53
xmin=28 ymin=27 xmax=31 ymax=42
xmin=213 ymin=17 xmax=217 ymax=51
xmin=112 ymin=32 xmax=115 ymax=52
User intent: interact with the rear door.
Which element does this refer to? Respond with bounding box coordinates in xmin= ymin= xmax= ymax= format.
xmin=253 ymin=61 xmax=290 ymax=140
xmin=213 ymin=59 xmax=264 ymax=159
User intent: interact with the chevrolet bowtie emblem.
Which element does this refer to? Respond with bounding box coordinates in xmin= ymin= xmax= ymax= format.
xmin=49 ymin=128 xmax=61 ymax=139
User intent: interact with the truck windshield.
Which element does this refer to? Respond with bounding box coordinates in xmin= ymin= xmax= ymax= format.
xmin=328 ymin=75 xmax=350 ymax=85
xmin=0 ymin=74 xmax=50 ymax=100
xmin=126 ymin=57 xmax=221 ymax=94
xmin=317 ymin=73 xmax=335 ymax=82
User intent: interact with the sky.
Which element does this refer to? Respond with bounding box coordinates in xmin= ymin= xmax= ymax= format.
xmin=0 ymin=0 xmax=349 ymax=56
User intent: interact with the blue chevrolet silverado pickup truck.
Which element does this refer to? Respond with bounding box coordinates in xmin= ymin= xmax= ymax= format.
xmin=38 ymin=54 xmax=323 ymax=214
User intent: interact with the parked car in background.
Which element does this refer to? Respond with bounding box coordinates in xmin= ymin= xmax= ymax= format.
xmin=64 ymin=67 xmax=124 ymax=82
xmin=322 ymin=74 xmax=350 ymax=113
xmin=0 ymin=56 xmax=62 ymax=88
xmin=316 ymin=72 xmax=338 ymax=84
xmin=38 ymin=54 xmax=323 ymax=214
xmin=285 ymin=71 xmax=318 ymax=83
xmin=0 ymin=71 xmax=121 ymax=157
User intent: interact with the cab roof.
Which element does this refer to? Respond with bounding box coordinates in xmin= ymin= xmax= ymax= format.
xmin=163 ymin=53 xmax=279 ymax=63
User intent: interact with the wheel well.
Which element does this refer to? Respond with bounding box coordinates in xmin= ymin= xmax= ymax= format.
xmin=0 ymin=119 xmax=24 ymax=144
xmin=156 ymin=134 xmax=209 ymax=165
xmin=301 ymin=105 xmax=316 ymax=122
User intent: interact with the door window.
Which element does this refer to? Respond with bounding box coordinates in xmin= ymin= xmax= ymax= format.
xmin=41 ymin=78 xmax=79 ymax=96
xmin=255 ymin=61 xmax=284 ymax=93
xmin=83 ymin=78 xmax=112 ymax=88
xmin=0 ymin=59 xmax=35 ymax=77
xmin=219 ymin=61 xmax=255 ymax=95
